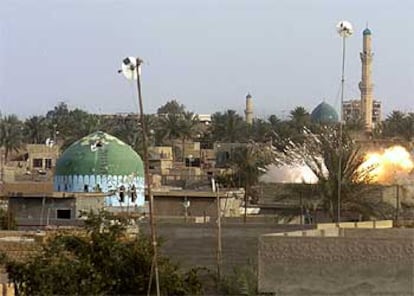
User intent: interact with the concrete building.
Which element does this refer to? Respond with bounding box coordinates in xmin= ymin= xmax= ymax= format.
xmin=8 ymin=192 xmax=106 ymax=229
xmin=343 ymin=99 xmax=382 ymax=126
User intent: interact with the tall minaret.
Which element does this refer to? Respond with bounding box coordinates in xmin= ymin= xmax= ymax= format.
xmin=359 ymin=27 xmax=374 ymax=132
xmin=245 ymin=93 xmax=253 ymax=125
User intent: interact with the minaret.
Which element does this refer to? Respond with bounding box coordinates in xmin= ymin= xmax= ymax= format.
xmin=359 ymin=27 xmax=374 ymax=132
xmin=245 ymin=93 xmax=253 ymax=125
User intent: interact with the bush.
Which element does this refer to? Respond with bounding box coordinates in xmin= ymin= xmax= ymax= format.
xmin=1 ymin=210 xmax=203 ymax=296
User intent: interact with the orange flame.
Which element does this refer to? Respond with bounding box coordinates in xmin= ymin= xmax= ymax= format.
xmin=359 ymin=146 xmax=414 ymax=184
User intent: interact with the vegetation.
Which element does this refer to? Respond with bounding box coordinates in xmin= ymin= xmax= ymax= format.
xmin=0 ymin=211 xmax=203 ymax=296
xmin=218 ymin=265 xmax=257 ymax=296
xmin=272 ymin=126 xmax=395 ymax=221
xmin=380 ymin=110 xmax=414 ymax=141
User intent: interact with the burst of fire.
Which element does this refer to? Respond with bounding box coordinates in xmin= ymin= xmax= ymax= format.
xmin=359 ymin=145 xmax=414 ymax=184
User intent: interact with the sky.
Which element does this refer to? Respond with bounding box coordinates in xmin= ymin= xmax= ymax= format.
xmin=1 ymin=0 xmax=414 ymax=119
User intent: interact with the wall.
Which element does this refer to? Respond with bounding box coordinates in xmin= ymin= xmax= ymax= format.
xmin=258 ymin=228 xmax=414 ymax=295
xmin=142 ymin=223 xmax=313 ymax=272
xmin=9 ymin=197 xmax=76 ymax=228
xmin=153 ymin=194 xmax=241 ymax=218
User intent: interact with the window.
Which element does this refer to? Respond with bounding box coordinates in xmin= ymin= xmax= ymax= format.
xmin=33 ymin=158 xmax=43 ymax=168
xmin=57 ymin=209 xmax=71 ymax=219
xmin=45 ymin=158 xmax=52 ymax=169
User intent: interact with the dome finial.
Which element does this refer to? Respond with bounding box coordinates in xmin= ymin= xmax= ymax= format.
xmin=363 ymin=24 xmax=371 ymax=36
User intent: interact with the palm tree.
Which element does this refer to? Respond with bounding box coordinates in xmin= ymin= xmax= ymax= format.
xmin=382 ymin=110 xmax=406 ymax=139
xmin=211 ymin=110 xmax=247 ymax=142
xmin=23 ymin=115 xmax=50 ymax=144
xmin=273 ymin=126 xmax=393 ymax=221
xmin=289 ymin=106 xmax=310 ymax=129
xmin=178 ymin=111 xmax=200 ymax=161
xmin=0 ymin=115 xmax=24 ymax=162
xmin=230 ymin=143 xmax=273 ymax=222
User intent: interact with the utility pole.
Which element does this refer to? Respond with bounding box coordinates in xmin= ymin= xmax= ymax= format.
xmin=216 ymin=182 xmax=222 ymax=280
xmin=133 ymin=58 xmax=160 ymax=296
xmin=336 ymin=21 xmax=353 ymax=223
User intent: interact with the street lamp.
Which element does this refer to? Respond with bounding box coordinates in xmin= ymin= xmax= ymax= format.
xmin=119 ymin=57 xmax=160 ymax=296
xmin=336 ymin=20 xmax=353 ymax=223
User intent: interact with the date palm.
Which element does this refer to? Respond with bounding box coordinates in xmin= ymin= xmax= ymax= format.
xmin=0 ymin=115 xmax=24 ymax=162
xmin=23 ymin=115 xmax=51 ymax=144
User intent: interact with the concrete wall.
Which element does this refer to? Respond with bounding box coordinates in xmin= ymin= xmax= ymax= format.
xmin=143 ymin=223 xmax=313 ymax=272
xmin=9 ymin=196 xmax=106 ymax=229
xmin=258 ymin=229 xmax=414 ymax=295
xmin=153 ymin=195 xmax=241 ymax=218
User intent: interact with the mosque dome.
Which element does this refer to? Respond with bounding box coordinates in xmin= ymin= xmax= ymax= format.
xmin=310 ymin=102 xmax=339 ymax=124
xmin=54 ymin=131 xmax=145 ymax=206
xmin=363 ymin=28 xmax=371 ymax=35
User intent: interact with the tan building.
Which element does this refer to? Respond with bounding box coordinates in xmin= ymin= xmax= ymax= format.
xmin=343 ymin=99 xmax=382 ymax=125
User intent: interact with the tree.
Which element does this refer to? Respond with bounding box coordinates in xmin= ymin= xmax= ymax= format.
xmin=381 ymin=110 xmax=414 ymax=141
xmin=23 ymin=115 xmax=51 ymax=144
xmin=210 ymin=110 xmax=247 ymax=142
xmin=1 ymin=211 xmax=203 ymax=296
xmin=229 ymin=143 xmax=273 ymax=222
xmin=0 ymin=115 xmax=24 ymax=162
xmin=272 ymin=126 xmax=393 ymax=221
xmin=249 ymin=119 xmax=272 ymax=143
xmin=289 ymin=106 xmax=310 ymax=129
xmin=157 ymin=99 xmax=186 ymax=115
xmin=178 ymin=111 xmax=200 ymax=160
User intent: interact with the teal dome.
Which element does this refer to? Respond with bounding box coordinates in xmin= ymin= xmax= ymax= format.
xmin=363 ymin=28 xmax=371 ymax=35
xmin=54 ymin=131 xmax=145 ymax=206
xmin=55 ymin=131 xmax=144 ymax=177
xmin=311 ymin=102 xmax=339 ymax=124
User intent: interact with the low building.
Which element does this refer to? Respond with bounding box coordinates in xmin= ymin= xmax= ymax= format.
xmin=152 ymin=189 xmax=243 ymax=218
xmin=8 ymin=192 xmax=107 ymax=229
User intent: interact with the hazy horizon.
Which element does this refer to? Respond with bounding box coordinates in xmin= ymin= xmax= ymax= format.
xmin=1 ymin=0 xmax=413 ymax=119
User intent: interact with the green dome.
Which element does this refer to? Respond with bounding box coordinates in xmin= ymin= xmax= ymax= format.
xmin=55 ymin=131 xmax=144 ymax=177
xmin=363 ymin=28 xmax=371 ymax=35
xmin=311 ymin=102 xmax=339 ymax=124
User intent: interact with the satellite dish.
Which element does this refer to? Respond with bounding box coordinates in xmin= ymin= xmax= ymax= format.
xmin=120 ymin=57 xmax=139 ymax=80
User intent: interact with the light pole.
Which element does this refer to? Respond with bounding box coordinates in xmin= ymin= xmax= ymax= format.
xmin=120 ymin=57 xmax=160 ymax=296
xmin=336 ymin=20 xmax=353 ymax=223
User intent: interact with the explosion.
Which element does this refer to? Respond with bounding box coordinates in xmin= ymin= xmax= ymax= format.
xmin=359 ymin=146 xmax=414 ymax=184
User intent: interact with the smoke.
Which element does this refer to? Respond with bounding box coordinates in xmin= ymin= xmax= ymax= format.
xmin=359 ymin=145 xmax=414 ymax=185
xmin=260 ymin=164 xmax=319 ymax=184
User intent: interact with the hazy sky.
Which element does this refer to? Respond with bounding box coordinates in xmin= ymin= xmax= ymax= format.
xmin=1 ymin=0 xmax=413 ymax=119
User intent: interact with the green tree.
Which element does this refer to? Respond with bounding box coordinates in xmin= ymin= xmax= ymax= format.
xmin=249 ymin=118 xmax=272 ymax=143
xmin=157 ymin=99 xmax=186 ymax=115
xmin=23 ymin=115 xmax=51 ymax=144
xmin=230 ymin=143 xmax=273 ymax=221
xmin=381 ymin=110 xmax=414 ymax=141
xmin=0 ymin=114 xmax=24 ymax=162
xmin=210 ymin=110 xmax=247 ymax=142
xmin=178 ymin=111 xmax=200 ymax=160
xmin=1 ymin=211 xmax=203 ymax=296
xmin=289 ymin=106 xmax=310 ymax=130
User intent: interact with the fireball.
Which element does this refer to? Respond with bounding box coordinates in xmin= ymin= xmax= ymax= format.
xmin=359 ymin=146 xmax=414 ymax=184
